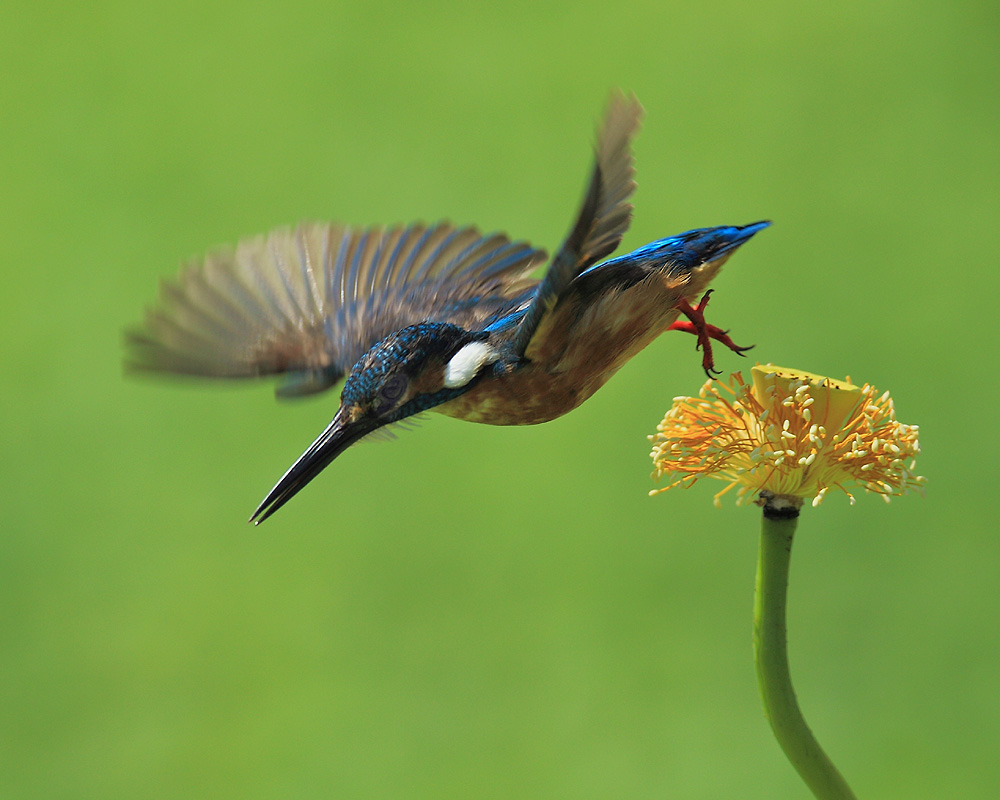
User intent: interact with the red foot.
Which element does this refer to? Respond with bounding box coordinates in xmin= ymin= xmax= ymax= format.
xmin=667 ymin=290 xmax=753 ymax=378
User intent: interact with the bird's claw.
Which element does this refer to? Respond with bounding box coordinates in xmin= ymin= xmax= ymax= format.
xmin=668 ymin=290 xmax=752 ymax=379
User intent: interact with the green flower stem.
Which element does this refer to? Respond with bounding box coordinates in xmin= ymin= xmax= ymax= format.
xmin=753 ymin=500 xmax=858 ymax=800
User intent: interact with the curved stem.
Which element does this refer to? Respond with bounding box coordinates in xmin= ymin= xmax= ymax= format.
xmin=753 ymin=502 xmax=858 ymax=800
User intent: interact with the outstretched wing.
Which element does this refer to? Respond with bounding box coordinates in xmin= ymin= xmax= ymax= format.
xmin=125 ymin=222 xmax=546 ymax=396
xmin=508 ymin=91 xmax=643 ymax=358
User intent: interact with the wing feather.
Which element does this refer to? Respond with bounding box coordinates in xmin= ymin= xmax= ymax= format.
xmin=509 ymin=91 xmax=643 ymax=358
xmin=125 ymin=222 xmax=545 ymax=395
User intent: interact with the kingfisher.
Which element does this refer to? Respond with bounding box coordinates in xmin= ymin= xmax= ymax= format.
xmin=126 ymin=93 xmax=769 ymax=523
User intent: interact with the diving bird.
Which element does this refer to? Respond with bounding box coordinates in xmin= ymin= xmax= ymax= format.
xmin=125 ymin=93 xmax=769 ymax=523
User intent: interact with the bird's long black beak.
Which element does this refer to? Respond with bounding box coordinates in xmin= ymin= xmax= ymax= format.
xmin=250 ymin=407 xmax=375 ymax=524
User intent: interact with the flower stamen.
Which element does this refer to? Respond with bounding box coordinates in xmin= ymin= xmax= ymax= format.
xmin=649 ymin=364 xmax=925 ymax=507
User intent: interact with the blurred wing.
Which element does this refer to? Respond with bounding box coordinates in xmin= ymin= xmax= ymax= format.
xmin=509 ymin=91 xmax=643 ymax=358
xmin=125 ymin=222 xmax=545 ymax=396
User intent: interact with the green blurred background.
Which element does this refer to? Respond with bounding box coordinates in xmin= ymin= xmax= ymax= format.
xmin=2 ymin=1 xmax=998 ymax=797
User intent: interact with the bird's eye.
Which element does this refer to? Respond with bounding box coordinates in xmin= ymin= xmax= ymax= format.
xmin=379 ymin=373 xmax=408 ymax=405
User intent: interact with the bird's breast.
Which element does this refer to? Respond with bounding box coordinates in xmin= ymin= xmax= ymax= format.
xmin=436 ymin=274 xmax=696 ymax=425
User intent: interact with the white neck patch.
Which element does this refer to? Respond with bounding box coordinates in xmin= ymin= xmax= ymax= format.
xmin=444 ymin=341 xmax=500 ymax=388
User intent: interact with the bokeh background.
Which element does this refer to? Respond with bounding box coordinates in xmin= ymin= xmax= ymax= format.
xmin=3 ymin=1 xmax=998 ymax=797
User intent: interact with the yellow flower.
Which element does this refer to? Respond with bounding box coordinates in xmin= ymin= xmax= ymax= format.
xmin=649 ymin=364 xmax=925 ymax=508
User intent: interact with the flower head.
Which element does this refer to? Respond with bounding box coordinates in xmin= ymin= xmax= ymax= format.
xmin=649 ymin=364 xmax=925 ymax=507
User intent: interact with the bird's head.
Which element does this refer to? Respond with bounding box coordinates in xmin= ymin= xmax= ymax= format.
xmin=251 ymin=322 xmax=502 ymax=523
